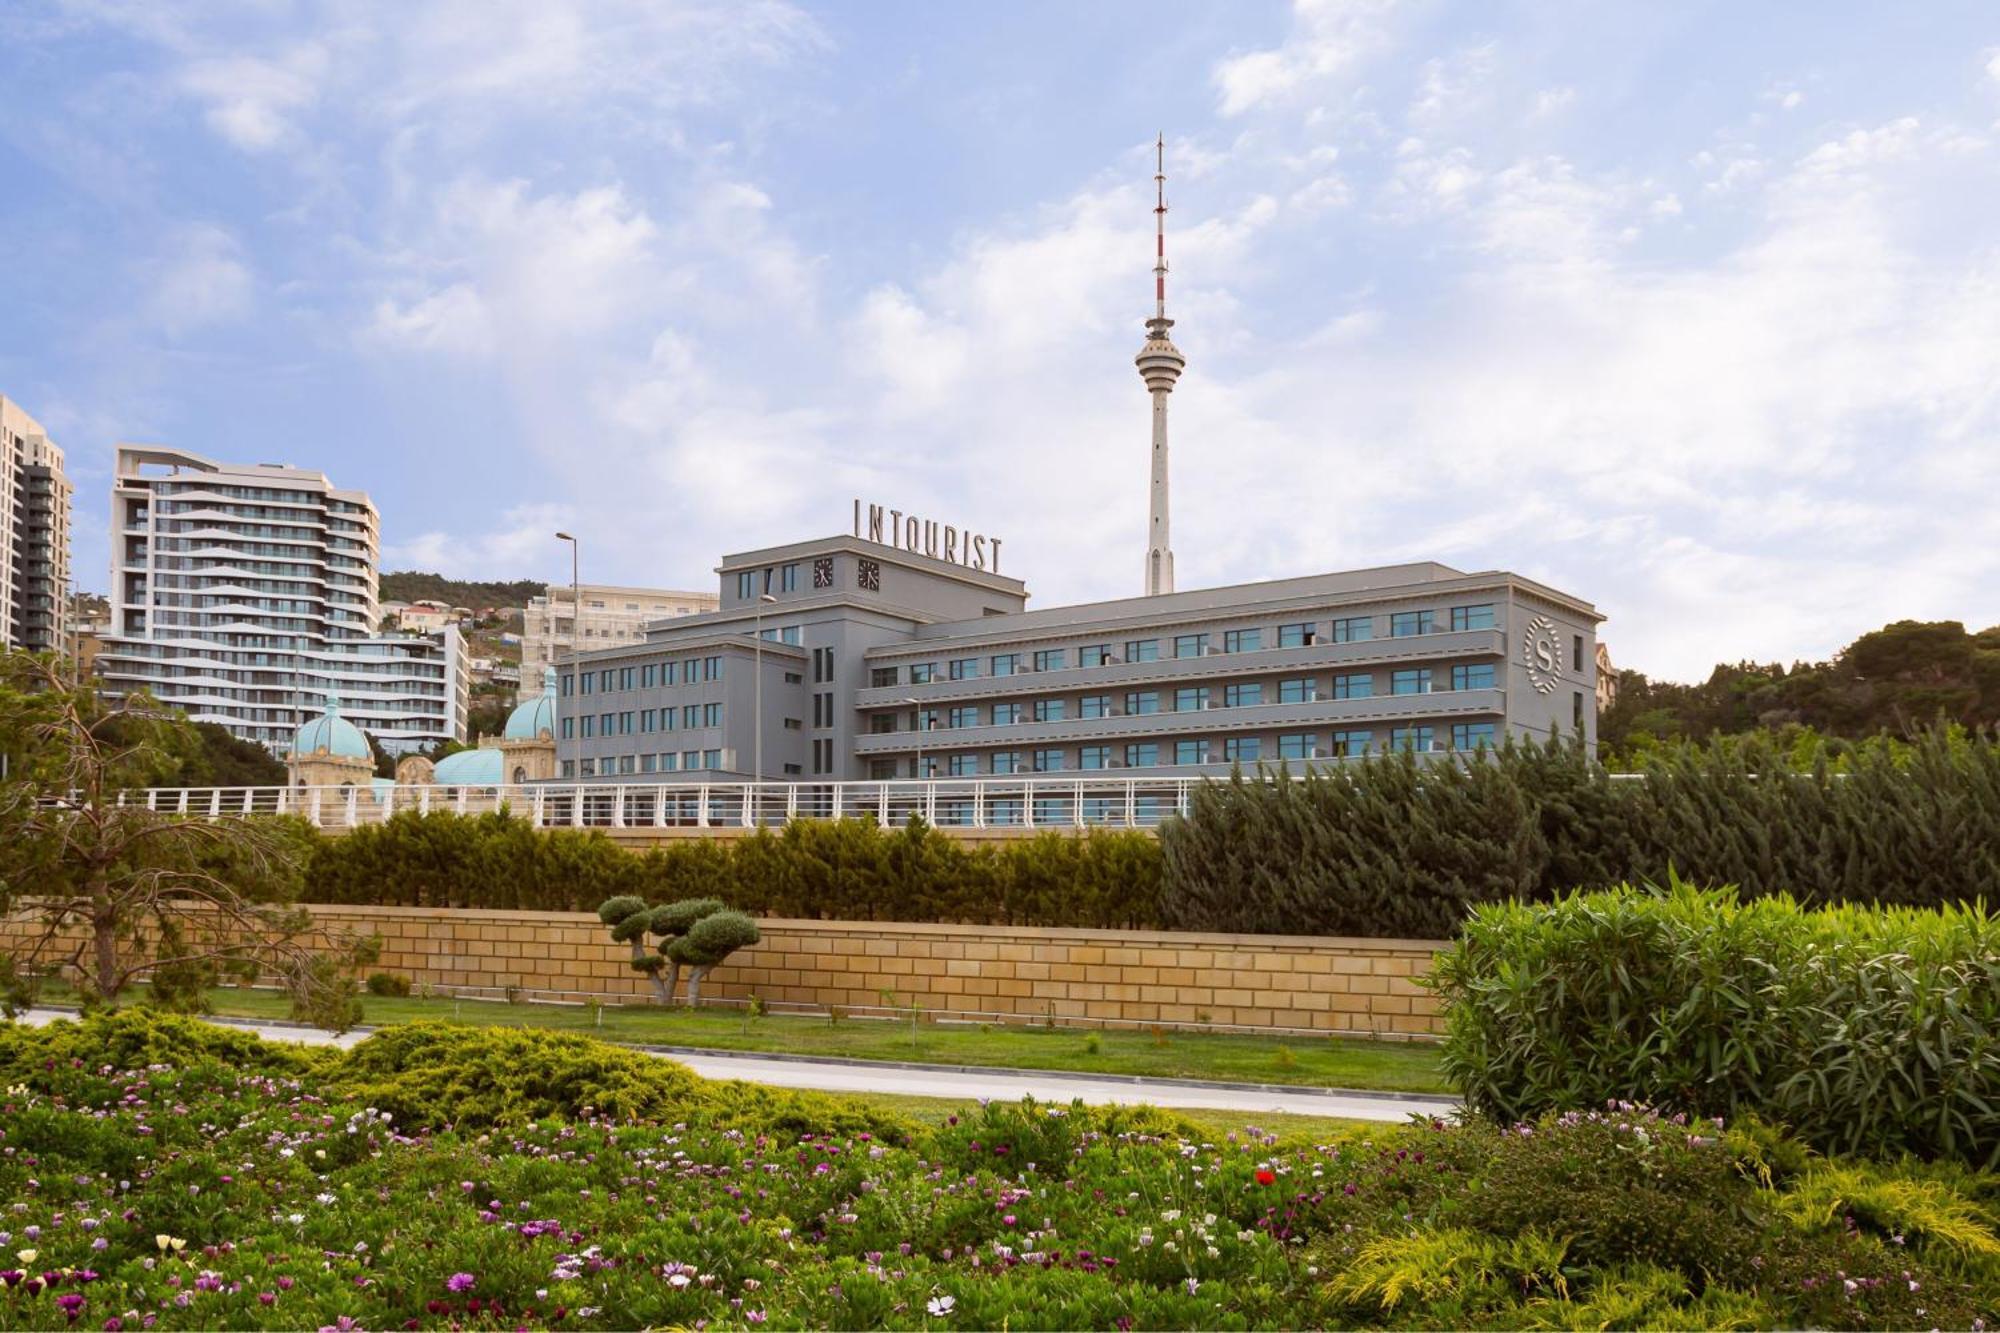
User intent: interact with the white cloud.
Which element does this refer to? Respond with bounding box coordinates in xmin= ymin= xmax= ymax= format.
xmin=146 ymin=224 xmax=253 ymax=335
xmin=1986 ymin=48 xmax=2000 ymax=82
xmin=1213 ymin=0 xmax=1403 ymax=116
xmin=177 ymin=47 xmax=325 ymax=150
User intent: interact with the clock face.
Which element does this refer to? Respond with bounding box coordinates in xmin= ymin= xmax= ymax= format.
xmin=1522 ymin=614 xmax=1563 ymax=695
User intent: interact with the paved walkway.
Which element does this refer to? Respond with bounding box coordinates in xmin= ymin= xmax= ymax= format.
xmin=17 ymin=1009 xmax=1456 ymax=1124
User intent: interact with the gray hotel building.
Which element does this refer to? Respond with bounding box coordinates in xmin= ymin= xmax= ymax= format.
xmin=556 ymin=533 xmax=1603 ymax=796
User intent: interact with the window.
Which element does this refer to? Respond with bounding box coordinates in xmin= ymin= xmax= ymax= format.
xmin=1224 ymin=628 xmax=1262 ymax=653
xmin=1033 ymin=748 xmax=1066 ymax=772
xmin=872 ymin=666 xmax=898 ymax=688
xmin=617 ymin=667 xmax=632 ymax=690
xmin=1174 ymin=739 xmax=1209 ymax=765
xmin=1278 ymin=622 xmax=1316 ymax=648
xmin=1034 ymin=698 xmax=1066 ymax=722
xmin=949 ymin=657 xmax=981 ymax=681
xmin=1174 ymin=633 xmax=1210 ymax=658
xmin=561 ymin=760 xmax=576 ymax=778
xmin=619 ymin=711 xmax=634 ymax=735
xmin=1171 ymin=687 xmax=1207 ymax=712
xmin=560 ymin=717 xmax=574 ymax=739
xmin=1321 ymin=672 xmax=1367 ymax=700
xmin=1391 ymin=725 xmax=1436 ymax=752
xmin=1225 ymin=736 xmax=1262 ymax=763
xmin=663 ymin=661 xmax=678 ymax=686
xmin=580 ymin=716 xmax=595 ymax=738
xmin=640 ymin=710 xmax=657 ymax=733
xmin=1331 ymin=730 xmax=1372 ymax=757
xmin=1079 ymin=745 xmax=1112 ymax=770
xmin=618 ymin=755 xmax=637 ymax=775
xmin=1278 ymin=733 xmax=1315 ymax=760
xmin=1125 ymin=742 xmax=1160 ymax=767
xmin=912 ymin=708 xmax=939 ymax=732
xmin=703 ymin=749 xmax=721 ymax=770
xmin=780 ymin=626 xmax=802 ymax=647
xmin=782 ymin=717 xmax=802 ymax=731
xmin=1279 ymin=677 xmax=1317 ymax=704
xmin=682 ymin=705 xmax=698 ymax=729
xmin=1451 ymin=603 xmax=1496 ymax=632
xmin=1453 ymin=722 xmax=1497 ymax=751
xmin=1330 ymin=616 xmax=1375 ymax=643
xmin=992 ymin=751 xmax=1025 ymax=775
xmin=1574 ymin=635 xmax=1585 ymax=674
xmin=1078 ymin=694 xmax=1111 ymax=719
xmin=560 ymin=673 xmax=574 ymax=697
xmin=1125 ymin=690 xmax=1160 ymax=715
xmin=1079 ymin=645 xmax=1110 ymax=668
xmin=783 ymin=671 xmax=802 ymax=685
xmin=1391 ymin=669 xmax=1433 ymax=695
xmin=991 ymin=653 xmax=1022 ymax=677
xmin=1452 ymin=663 xmax=1496 ymax=690
xmin=1391 ymin=610 xmax=1436 ymax=637
xmin=704 ymin=703 xmax=721 ymax=727
xmin=1224 ymin=682 xmax=1262 ymax=708
xmin=948 ymin=754 xmax=981 ymax=777
xmin=992 ymin=702 xmax=1023 ymax=725
xmin=781 ymin=563 xmax=799 ymax=593
xmin=783 ymin=763 xmax=803 ymax=776
xmin=735 ymin=571 xmax=755 ymax=599
xmin=870 ymin=713 xmax=896 ymax=735
xmin=1126 ymin=638 xmax=1160 ymax=662
xmin=869 ymin=759 xmax=897 ymax=780
xmin=1574 ymin=690 xmax=1585 ymax=731
xmin=579 ymin=758 xmax=596 ymax=777
xmin=659 ymin=753 xmax=679 ymax=772
xmin=1033 ymin=648 xmax=1067 ymax=672
xmin=640 ymin=754 xmax=656 ymax=774
xmin=579 ymin=674 xmax=593 ymax=696
xmin=598 ymin=669 xmax=614 ymax=691
xmin=948 ymin=706 xmax=979 ymax=728
xmin=910 ymin=662 xmax=936 ymax=684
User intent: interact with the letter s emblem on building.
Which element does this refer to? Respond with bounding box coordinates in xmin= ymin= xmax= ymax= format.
xmin=1523 ymin=614 xmax=1563 ymax=695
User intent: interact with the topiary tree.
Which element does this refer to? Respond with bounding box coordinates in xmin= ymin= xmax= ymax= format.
xmin=648 ymin=897 xmax=725 ymax=1003
xmin=596 ymin=895 xmax=670 ymax=1003
xmin=666 ymin=909 xmax=761 ymax=1007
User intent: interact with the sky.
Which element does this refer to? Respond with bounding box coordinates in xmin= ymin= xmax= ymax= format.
xmin=2 ymin=0 xmax=1998 ymax=682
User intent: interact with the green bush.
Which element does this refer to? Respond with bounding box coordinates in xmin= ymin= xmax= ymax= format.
xmin=1160 ymin=730 xmax=2000 ymax=936
xmin=364 ymin=971 xmax=410 ymax=996
xmin=1433 ymin=881 xmax=2000 ymax=1166
xmin=305 ymin=811 xmax=1164 ymax=926
xmin=0 ymin=1009 xmax=328 ymax=1082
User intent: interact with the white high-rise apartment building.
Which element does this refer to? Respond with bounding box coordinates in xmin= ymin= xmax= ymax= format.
xmin=0 ymin=396 xmax=73 ymax=654
xmin=521 ymin=582 xmax=716 ymax=685
xmin=97 ymin=445 xmax=466 ymax=755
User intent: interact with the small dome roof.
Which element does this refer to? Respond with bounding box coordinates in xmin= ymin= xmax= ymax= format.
xmin=293 ymin=695 xmax=370 ymax=760
xmin=432 ymin=747 xmax=505 ymax=785
xmin=504 ymin=665 xmax=559 ymax=740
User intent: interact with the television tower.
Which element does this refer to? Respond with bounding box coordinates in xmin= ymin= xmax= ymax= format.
xmin=1135 ymin=133 xmax=1184 ymax=597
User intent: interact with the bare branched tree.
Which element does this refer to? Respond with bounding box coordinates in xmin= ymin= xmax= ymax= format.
xmin=0 ymin=650 xmax=368 ymax=1028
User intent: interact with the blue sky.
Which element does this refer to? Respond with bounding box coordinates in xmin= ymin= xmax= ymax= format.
xmin=3 ymin=1 xmax=1998 ymax=681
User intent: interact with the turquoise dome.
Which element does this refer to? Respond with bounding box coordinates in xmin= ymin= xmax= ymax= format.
xmin=432 ymin=747 xmax=505 ymax=785
xmin=293 ymin=695 xmax=370 ymax=760
xmin=504 ymin=665 xmax=559 ymax=740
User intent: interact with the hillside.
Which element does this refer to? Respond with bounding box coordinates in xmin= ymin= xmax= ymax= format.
xmin=378 ymin=571 xmax=544 ymax=609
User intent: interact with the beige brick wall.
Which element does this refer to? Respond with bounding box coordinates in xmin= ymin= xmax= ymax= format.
xmin=3 ymin=905 xmax=1447 ymax=1037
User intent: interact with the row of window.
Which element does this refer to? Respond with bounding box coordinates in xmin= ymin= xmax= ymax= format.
xmin=561 ymin=750 xmax=725 ymax=778
xmin=878 ymin=664 xmax=1499 ymax=731
xmin=882 ymin=722 xmax=1500 ymax=777
xmin=562 ymin=656 xmax=724 ymax=697
xmin=868 ymin=606 xmax=1500 ymax=686
xmin=563 ymin=703 xmax=724 ymax=739
xmin=736 ymin=564 xmax=802 ymax=598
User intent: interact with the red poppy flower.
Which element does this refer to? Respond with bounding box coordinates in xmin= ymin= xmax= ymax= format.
xmin=1254 ymin=1169 xmax=1277 ymax=1186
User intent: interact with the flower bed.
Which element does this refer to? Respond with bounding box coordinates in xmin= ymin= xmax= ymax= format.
xmin=0 ymin=1013 xmax=1993 ymax=1330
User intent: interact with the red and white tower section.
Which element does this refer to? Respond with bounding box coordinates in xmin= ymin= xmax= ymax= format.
xmin=1135 ymin=133 xmax=1185 ymax=598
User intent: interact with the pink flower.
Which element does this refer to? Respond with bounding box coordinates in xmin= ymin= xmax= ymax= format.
xmin=446 ymin=1273 xmax=476 ymax=1294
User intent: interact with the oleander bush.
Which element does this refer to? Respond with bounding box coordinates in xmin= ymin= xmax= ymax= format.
xmin=1160 ymin=729 xmax=2000 ymax=937
xmin=1433 ymin=881 xmax=2000 ymax=1166
xmin=0 ymin=1013 xmax=1992 ymax=1330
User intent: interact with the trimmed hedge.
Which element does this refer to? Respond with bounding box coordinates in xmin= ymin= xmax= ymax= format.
xmin=1432 ymin=882 xmax=2000 ymax=1166
xmin=1159 ymin=731 xmax=2000 ymax=937
xmin=305 ymin=812 xmax=1163 ymax=928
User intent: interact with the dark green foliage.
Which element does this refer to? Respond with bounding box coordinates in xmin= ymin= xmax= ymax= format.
xmin=364 ymin=971 xmax=411 ymax=996
xmin=376 ymin=570 xmax=542 ymax=609
xmin=305 ymin=811 xmax=1163 ymax=926
xmin=0 ymin=1009 xmax=329 ymax=1082
xmin=1159 ymin=731 xmax=2000 ymax=937
xmin=1434 ymin=882 xmax=2000 ymax=1166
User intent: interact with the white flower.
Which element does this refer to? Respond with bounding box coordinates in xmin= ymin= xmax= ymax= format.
xmin=287 ymin=1214 xmax=304 ymax=1226
xmin=315 ymin=1192 xmax=335 ymax=1206
xmin=668 ymin=1274 xmax=691 ymax=1289
xmin=927 ymin=1295 xmax=956 ymax=1317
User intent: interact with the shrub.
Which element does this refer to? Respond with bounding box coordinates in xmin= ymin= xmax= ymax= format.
xmin=0 ymin=1009 xmax=328 ymax=1083
xmin=1433 ymin=881 xmax=2000 ymax=1165
xmin=364 ymin=971 xmax=410 ymax=996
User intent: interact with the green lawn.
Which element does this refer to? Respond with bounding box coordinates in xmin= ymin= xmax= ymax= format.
xmin=835 ymin=1088 xmax=1380 ymax=1142
xmin=49 ymin=982 xmax=1451 ymax=1094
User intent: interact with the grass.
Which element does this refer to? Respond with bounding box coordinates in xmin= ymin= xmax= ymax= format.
xmin=842 ymin=1088 xmax=1381 ymax=1141
xmin=42 ymin=981 xmax=1452 ymax=1094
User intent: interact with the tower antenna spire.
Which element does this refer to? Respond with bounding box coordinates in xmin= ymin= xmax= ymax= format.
xmin=1136 ymin=133 xmax=1185 ymax=597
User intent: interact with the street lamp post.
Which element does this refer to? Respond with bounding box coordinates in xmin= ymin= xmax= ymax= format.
xmin=900 ymin=695 xmax=930 ymax=780
xmin=553 ymin=532 xmax=580 ymax=667
xmin=753 ymin=594 xmax=777 ymax=811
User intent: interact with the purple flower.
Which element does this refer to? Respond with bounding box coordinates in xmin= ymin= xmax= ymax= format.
xmin=446 ymin=1273 xmax=477 ymax=1294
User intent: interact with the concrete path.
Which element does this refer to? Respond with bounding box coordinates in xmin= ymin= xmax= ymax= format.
xmin=17 ymin=1008 xmax=1456 ymax=1124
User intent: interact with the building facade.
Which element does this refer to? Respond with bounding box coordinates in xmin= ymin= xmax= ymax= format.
xmin=556 ymin=533 xmax=1602 ymax=786
xmin=95 ymin=444 xmax=467 ymax=754
xmin=521 ymin=582 xmax=718 ymax=686
xmin=0 ymin=396 xmax=73 ymax=654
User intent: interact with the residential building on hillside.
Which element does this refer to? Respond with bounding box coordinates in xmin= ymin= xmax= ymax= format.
xmin=95 ymin=444 xmax=467 ymax=754
xmin=555 ymin=532 xmax=1602 ymax=792
xmin=521 ymin=582 xmax=717 ymax=684
xmin=0 ymin=395 xmax=73 ymax=654
xmin=1595 ymin=642 xmax=1618 ymax=713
